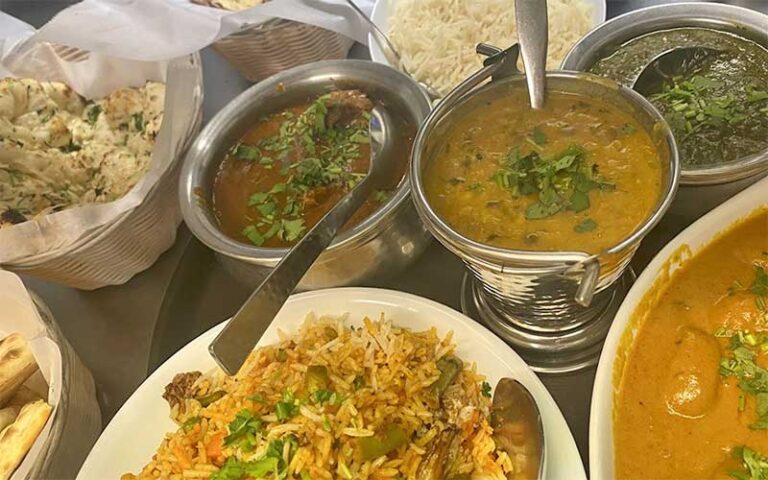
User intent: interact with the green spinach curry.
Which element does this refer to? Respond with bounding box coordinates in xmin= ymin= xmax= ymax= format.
xmin=590 ymin=28 xmax=768 ymax=168
xmin=423 ymin=89 xmax=662 ymax=254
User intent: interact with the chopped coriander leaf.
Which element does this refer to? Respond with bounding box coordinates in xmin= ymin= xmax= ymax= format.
xmin=310 ymin=388 xmax=334 ymax=404
xmin=281 ymin=218 xmax=306 ymax=242
xmin=248 ymin=394 xmax=265 ymax=403
xmin=352 ymin=375 xmax=365 ymax=390
xmin=574 ymin=218 xmax=598 ymax=233
xmin=86 ymin=104 xmax=102 ymax=125
xmin=242 ymin=225 xmax=265 ymax=246
xmin=720 ymin=330 xmax=768 ymax=429
xmin=481 ymin=381 xmax=492 ymax=398
xmin=729 ymin=446 xmax=768 ymax=480
xmin=234 ymin=144 xmax=261 ymax=161
xmin=274 ymin=390 xmax=299 ymax=421
xmin=248 ymin=192 xmax=269 ymax=206
xmin=224 ymin=409 xmax=262 ymax=449
xmin=619 ymin=123 xmax=637 ymax=135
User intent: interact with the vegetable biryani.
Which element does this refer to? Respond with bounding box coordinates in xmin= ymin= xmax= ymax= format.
xmin=124 ymin=315 xmax=529 ymax=479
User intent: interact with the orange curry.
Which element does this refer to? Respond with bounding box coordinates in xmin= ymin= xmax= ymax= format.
xmin=615 ymin=209 xmax=768 ymax=479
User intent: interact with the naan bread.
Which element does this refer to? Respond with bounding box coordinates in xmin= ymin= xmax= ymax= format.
xmin=0 ymin=406 xmax=19 ymax=431
xmin=0 ymin=400 xmax=52 ymax=480
xmin=0 ymin=334 xmax=38 ymax=407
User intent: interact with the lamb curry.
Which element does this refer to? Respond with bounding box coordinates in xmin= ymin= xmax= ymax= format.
xmin=213 ymin=90 xmax=404 ymax=248
xmin=423 ymin=89 xmax=663 ymax=253
xmin=615 ymin=209 xmax=768 ymax=479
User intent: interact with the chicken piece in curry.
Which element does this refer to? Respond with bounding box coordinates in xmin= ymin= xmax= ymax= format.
xmin=213 ymin=90 xmax=401 ymax=248
xmin=615 ymin=209 xmax=768 ymax=479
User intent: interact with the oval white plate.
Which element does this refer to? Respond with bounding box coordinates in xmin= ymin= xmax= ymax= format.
xmin=590 ymin=176 xmax=768 ymax=479
xmin=369 ymin=0 xmax=607 ymax=72
xmin=78 ymin=288 xmax=585 ymax=479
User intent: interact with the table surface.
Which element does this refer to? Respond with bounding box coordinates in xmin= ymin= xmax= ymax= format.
xmin=4 ymin=0 xmax=768 ymax=475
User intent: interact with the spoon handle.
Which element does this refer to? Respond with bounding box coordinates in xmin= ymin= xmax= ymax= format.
xmin=515 ymin=0 xmax=548 ymax=109
xmin=209 ymin=176 xmax=375 ymax=375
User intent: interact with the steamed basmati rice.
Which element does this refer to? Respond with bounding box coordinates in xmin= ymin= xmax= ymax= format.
xmin=123 ymin=314 xmax=529 ymax=479
xmin=388 ymin=0 xmax=594 ymax=95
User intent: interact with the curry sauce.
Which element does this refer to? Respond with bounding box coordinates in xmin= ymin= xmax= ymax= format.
xmin=615 ymin=209 xmax=768 ymax=479
xmin=423 ymin=90 xmax=662 ymax=253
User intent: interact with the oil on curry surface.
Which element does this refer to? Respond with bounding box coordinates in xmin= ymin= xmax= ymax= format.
xmin=615 ymin=209 xmax=768 ymax=479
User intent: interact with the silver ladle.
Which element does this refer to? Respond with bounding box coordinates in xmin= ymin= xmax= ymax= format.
xmin=515 ymin=0 xmax=548 ymax=109
xmin=343 ymin=0 xmax=441 ymax=100
xmin=209 ymin=107 xmax=394 ymax=375
xmin=632 ymin=46 xmax=723 ymax=96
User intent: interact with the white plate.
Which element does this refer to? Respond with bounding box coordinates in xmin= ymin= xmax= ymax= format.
xmin=589 ymin=176 xmax=768 ymax=479
xmin=369 ymin=0 xmax=607 ymax=73
xmin=78 ymin=288 xmax=585 ymax=479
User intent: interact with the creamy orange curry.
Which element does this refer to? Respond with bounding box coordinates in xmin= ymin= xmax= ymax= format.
xmin=615 ymin=209 xmax=768 ymax=479
xmin=423 ymin=89 xmax=662 ymax=253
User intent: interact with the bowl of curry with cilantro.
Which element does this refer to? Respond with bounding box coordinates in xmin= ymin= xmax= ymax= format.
xmin=590 ymin=176 xmax=768 ymax=480
xmin=180 ymin=60 xmax=431 ymax=289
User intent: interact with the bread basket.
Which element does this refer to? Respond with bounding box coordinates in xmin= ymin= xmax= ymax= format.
xmin=213 ymin=18 xmax=354 ymax=81
xmin=0 ymin=47 xmax=204 ymax=290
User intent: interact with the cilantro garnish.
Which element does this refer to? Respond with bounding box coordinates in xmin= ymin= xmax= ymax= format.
xmin=236 ymin=94 xmax=371 ymax=246
xmin=719 ymin=330 xmax=768 ymax=429
xmin=210 ymin=435 xmax=298 ymax=480
xmin=131 ymin=112 xmax=145 ymax=132
xmin=574 ymin=218 xmax=598 ymax=233
xmin=274 ymin=390 xmax=299 ymax=422
xmin=729 ymin=446 xmax=768 ymax=480
xmin=224 ymin=409 xmax=262 ymax=450
xmin=491 ymin=141 xmax=613 ymax=221
xmin=481 ymin=381 xmax=492 ymax=398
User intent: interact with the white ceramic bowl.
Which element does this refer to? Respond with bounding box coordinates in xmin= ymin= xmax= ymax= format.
xmin=589 ymin=176 xmax=768 ymax=478
xmin=369 ymin=0 xmax=607 ymax=72
xmin=78 ymin=288 xmax=585 ymax=479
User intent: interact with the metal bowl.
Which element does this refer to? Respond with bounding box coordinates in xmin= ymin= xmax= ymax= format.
xmin=410 ymin=46 xmax=679 ymax=331
xmin=561 ymin=2 xmax=768 ymax=186
xmin=180 ymin=60 xmax=432 ymax=290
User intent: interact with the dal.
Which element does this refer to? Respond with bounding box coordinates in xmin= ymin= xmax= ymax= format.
xmin=423 ymin=89 xmax=662 ymax=253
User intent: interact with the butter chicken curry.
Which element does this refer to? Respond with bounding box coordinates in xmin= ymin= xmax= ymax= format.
xmin=615 ymin=209 xmax=768 ymax=479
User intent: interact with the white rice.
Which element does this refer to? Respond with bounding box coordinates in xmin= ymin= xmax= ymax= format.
xmin=388 ymin=0 xmax=595 ymax=95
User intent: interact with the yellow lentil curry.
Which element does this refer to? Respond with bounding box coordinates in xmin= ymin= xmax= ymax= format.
xmin=615 ymin=209 xmax=768 ymax=479
xmin=423 ymin=90 xmax=662 ymax=253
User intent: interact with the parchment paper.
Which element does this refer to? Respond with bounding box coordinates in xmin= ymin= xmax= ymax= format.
xmin=0 ymin=12 xmax=201 ymax=265
xmin=0 ymin=270 xmax=61 ymax=480
xmin=31 ymin=0 xmax=376 ymax=62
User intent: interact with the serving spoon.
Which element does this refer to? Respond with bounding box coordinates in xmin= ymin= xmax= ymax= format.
xmin=209 ymin=106 xmax=394 ymax=375
xmin=632 ymin=46 xmax=723 ymax=96
xmin=342 ymin=0 xmax=441 ymax=100
xmin=492 ymin=378 xmax=546 ymax=480
xmin=515 ymin=0 xmax=549 ymax=109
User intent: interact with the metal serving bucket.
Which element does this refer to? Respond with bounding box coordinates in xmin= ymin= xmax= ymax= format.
xmin=410 ymin=45 xmax=680 ymax=371
xmin=180 ymin=60 xmax=432 ymax=290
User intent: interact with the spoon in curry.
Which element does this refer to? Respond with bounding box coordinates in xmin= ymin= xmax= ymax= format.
xmin=492 ymin=378 xmax=546 ymax=480
xmin=209 ymin=106 xmax=393 ymax=375
xmin=515 ymin=0 xmax=549 ymax=109
xmin=632 ymin=46 xmax=723 ymax=96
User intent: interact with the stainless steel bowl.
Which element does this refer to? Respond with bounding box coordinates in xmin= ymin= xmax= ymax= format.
xmin=180 ymin=60 xmax=432 ymax=290
xmin=410 ymin=46 xmax=679 ymax=330
xmin=561 ymin=2 xmax=768 ymax=186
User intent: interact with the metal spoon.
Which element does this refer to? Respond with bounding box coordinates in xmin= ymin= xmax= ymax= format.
xmin=632 ymin=46 xmax=723 ymax=96
xmin=515 ymin=0 xmax=549 ymax=109
xmin=209 ymin=107 xmax=392 ymax=375
xmin=343 ymin=0 xmax=441 ymax=100
xmin=492 ymin=378 xmax=546 ymax=480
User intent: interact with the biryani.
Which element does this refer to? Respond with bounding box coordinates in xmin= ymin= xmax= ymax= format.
xmin=388 ymin=0 xmax=594 ymax=96
xmin=124 ymin=315 xmax=532 ymax=479
xmin=0 ymin=78 xmax=164 ymax=227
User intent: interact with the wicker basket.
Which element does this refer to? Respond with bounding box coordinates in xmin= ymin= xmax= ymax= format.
xmin=2 ymin=52 xmax=204 ymax=290
xmin=213 ymin=18 xmax=354 ymax=82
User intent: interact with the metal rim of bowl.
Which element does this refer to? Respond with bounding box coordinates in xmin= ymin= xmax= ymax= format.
xmin=561 ymin=1 xmax=768 ymax=186
xmin=179 ymin=59 xmax=431 ymax=266
xmin=410 ymin=70 xmax=680 ymax=271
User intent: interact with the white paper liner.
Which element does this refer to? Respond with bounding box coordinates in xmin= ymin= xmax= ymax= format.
xmin=0 ymin=13 xmax=201 ymax=265
xmin=31 ymin=0 xmax=375 ymax=62
xmin=0 ymin=270 xmax=62 ymax=480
